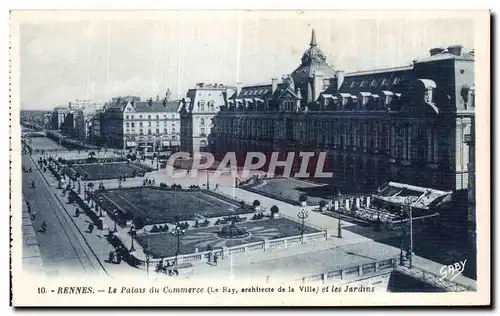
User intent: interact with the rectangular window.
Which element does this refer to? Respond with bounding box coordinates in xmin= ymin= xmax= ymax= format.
xmin=131 ymin=115 xmax=134 ymax=120
xmin=164 ymin=128 xmax=167 ymax=134
xmin=148 ymin=129 xmax=152 ymax=135
xmin=126 ymin=122 xmax=130 ymax=127
xmin=148 ymin=115 xmax=151 ymax=119
xmin=156 ymin=128 xmax=160 ymax=134
xmin=140 ymin=129 xmax=144 ymax=135
xmin=139 ymin=122 xmax=143 ymax=127
xmin=201 ymin=128 xmax=206 ymax=135
xmin=131 ymin=122 xmax=135 ymax=127
xmin=125 ymin=115 xmax=129 ymax=120
xmin=156 ymin=115 xmax=159 ymax=120
xmin=156 ymin=121 xmax=160 ymax=126
xmin=139 ymin=115 xmax=142 ymax=119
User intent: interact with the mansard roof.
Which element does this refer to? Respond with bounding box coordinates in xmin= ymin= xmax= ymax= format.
xmin=133 ymin=100 xmax=180 ymax=113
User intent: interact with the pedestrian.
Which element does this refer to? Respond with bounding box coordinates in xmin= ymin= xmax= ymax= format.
xmin=108 ymin=251 xmax=115 ymax=264
xmin=116 ymin=252 xmax=122 ymax=264
xmin=75 ymin=208 xmax=80 ymax=218
xmin=213 ymin=254 xmax=218 ymax=266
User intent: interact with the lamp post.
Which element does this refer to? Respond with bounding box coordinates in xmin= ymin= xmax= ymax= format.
xmin=113 ymin=211 xmax=118 ymax=233
xmin=171 ymin=225 xmax=186 ymax=265
xmin=206 ymin=171 xmax=210 ymax=190
xmin=143 ymin=243 xmax=151 ymax=280
xmin=403 ymin=196 xmax=414 ymax=269
xmin=130 ymin=226 xmax=136 ymax=252
xmin=297 ymin=209 xmax=309 ymax=244
xmin=337 ymin=192 xmax=343 ymax=238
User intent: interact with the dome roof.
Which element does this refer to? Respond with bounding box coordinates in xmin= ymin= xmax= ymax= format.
xmin=291 ymin=29 xmax=336 ymax=86
xmin=301 ymin=29 xmax=327 ymax=66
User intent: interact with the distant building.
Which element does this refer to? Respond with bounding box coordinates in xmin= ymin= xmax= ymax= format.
xmin=210 ymin=29 xmax=475 ymax=192
xmin=179 ymin=83 xmax=235 ymax=153
xmin=51 ymin=107 xmax=70 ymax=130
xmin=100 ymin=94 xmax=181 ymax=150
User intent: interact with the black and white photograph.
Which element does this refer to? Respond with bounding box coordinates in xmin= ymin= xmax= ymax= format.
xmin=10 ymin=10 xmax=490 ymax=306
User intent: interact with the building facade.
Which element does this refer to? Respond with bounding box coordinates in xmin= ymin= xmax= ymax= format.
xmin=179 ymin=83 xmax=235 ymax=153
xmin=100 ymin=95 xmax=181 ymax=151
xmin=51 ymin=107 xmax=70 ymax=130
xmin=210 ymin=30 xmax=475 ymax=193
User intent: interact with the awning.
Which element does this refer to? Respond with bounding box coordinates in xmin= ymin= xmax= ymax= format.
xmin=162 ymin=141 xmax=170 ymax=146
xmin=373 ymin=182 xmax=452 ymax=210
xmin=126 ymin=142 xmax=137 ymax=147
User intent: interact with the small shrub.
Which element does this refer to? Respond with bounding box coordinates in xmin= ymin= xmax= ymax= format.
xmin=151 ymin=225 xmax=158 ymax=233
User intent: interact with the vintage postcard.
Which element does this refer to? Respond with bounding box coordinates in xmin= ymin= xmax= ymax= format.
xmin=10 ymin=10 xmax=491 ymax=306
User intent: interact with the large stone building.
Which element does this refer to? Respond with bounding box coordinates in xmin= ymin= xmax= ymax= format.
xmin=210 ymin=29 xmax=475 ymax=193
xmin=179 ymin=83 xmax=235 ymax=153
xmin=51 ymin=106 xmax=70 ymax=130
xmin=100 ymin=94 xmax=181 ymax=151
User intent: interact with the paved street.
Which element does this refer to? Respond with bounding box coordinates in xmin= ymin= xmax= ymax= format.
xmin=22 ymin=154 xmax=108 ymax=278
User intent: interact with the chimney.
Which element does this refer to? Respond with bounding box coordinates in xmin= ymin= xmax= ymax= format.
xmin=336 ymin=71 xmax=345 ymax=90
xmin=156 ymin=95 xmax=160 ymax=102
xmin=429 ymin=47 xmax=446 ymax=56
xmin=447 ymin=45 xmax=463 ymax=56
xmin=271 ymin=78 xmax=278 ymax=94
xmin=148 ymin=98 xmax=153 ymax=106
xmin=236 ymin=82 xmax=242 ymax=96
xmin=313 ymin=71 xmax=324 ymax=102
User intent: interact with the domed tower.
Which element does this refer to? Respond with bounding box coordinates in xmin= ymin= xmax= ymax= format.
xmin=291 ymin=29 xmax=337 ymax=105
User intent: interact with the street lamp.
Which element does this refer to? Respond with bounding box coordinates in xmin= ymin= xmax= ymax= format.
xmin=113 ymin=211 xmax=118 ymax=233
xmin=337 ymin=192 xmax=343 ymax=238
xmin=297 ymin=209 xmax=309 ymax=244
xmin=171 ymin=225 xmax=186 ymax=265
xmin=130 ymin=226 xmax=136 ymax=252
xmin=403 ymin=196 xmax=414 ymax=268
xmin=143 ymin=243 xmax=151 ymax=280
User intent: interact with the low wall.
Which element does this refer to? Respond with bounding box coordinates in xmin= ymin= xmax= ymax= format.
xmin=131 ymin=230 xmax=328 ymax=267
xmin=295 ymin=258 xmax=398 ymax=285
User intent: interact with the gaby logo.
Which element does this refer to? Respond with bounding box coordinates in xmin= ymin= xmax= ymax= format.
xmin=439 ymin=260 xmax=467 ymax=282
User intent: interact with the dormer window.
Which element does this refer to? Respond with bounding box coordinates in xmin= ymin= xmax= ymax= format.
xmin=360 ymin=80 xmax=368 ymax=88
xmin=370 ymin=79 xmax=378 ymax=88
xmin=350 ymin=80 xmax=359 ymax=88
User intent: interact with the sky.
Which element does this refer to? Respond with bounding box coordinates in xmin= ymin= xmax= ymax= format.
xmin=18 ymin=11 xmax=475 ymax=110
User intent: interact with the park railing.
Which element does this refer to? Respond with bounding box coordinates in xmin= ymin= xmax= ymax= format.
xmin=131 ymin=230 xmax=328 ymax=268
xmin=289 ymin=257 xmax=399 ymax=285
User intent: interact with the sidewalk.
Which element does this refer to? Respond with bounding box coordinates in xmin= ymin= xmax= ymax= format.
xmin=21 ymin=197 xmax=44 ymax=274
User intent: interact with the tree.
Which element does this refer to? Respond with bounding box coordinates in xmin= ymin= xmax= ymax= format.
xmin=299 ymin=195 xmax=308 ymax=202
xmin=252 ymin=200 xmax=261 ymax=207
xmin=319 ymin=200 xmax=327 ymax=212
xmin=270 ymin=205 xmax=279 ymax=218
xmin=133 ymin=216 xmax=146 ymax=230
